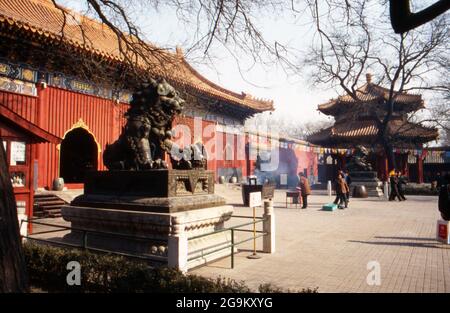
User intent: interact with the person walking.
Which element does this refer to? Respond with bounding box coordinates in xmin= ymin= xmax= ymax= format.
xmin=397 ymin=171 xmax=407 ymax=201
xmin=436 ymin=172 xmax=444 ymax=190
xmin=333 ymin=173 xmax=349 ymax=209
xmin=298 ymin=173 xmax=311 ymax=209
xmin=389 ymin=170 xmax=401 ymax=201
xmin=344 ymin=169 xmax=352 ymax=202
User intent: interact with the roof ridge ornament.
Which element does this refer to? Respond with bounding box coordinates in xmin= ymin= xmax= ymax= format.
xmin=366 ymin=73 xmax=372 ymax=84
xmin=175 ymin=46 xmax=184 ymax=58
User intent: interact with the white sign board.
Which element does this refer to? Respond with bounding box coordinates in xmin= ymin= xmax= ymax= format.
xmin=280 ymin=174 xmax=288 ymax=185
xmin=249 ymin=192 xmax=262 ymax=208
xmin=10 ymin=141 xmax=26 ymax=165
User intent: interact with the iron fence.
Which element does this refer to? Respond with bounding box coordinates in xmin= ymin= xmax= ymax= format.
xmin=187 ymin=215 xmax=268 ymax=269
xmin=21 ymin=218 xmax=168 ymax=264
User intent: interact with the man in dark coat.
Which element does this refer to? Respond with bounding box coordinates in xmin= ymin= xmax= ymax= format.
xmin=389 ymin=170 xmax=402 ymax=201
xmin=397 ymin=171 xmax=407 ymax=201
xmin=298 ymin=173 xmax=311 ymax=209
xmin=436 ymin=172 xmax=444 ymax=190
xmin=344 ymin=169 xmax=352 ymax=202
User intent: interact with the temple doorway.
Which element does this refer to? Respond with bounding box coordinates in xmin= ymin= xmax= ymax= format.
xmin=60 ymin=128 xmax=98 ymax=183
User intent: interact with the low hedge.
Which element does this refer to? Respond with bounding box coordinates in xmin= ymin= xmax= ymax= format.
xmin=23 ymin=242 xmax=317 ymax=293
xmin=403 ymin=183 xmax=439 ymax=196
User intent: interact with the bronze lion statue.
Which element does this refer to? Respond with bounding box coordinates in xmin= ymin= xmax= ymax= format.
xmin=347 ymin=145 xmax=373 ymax=172
xmin=103 ymin=78 xmax=206 ymax=170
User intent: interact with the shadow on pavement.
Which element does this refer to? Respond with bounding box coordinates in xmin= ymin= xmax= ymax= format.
xmin=348 ymin=240 xmax=446 ymax=249
xmin=374 ymin=236 xmax=436 ymax=241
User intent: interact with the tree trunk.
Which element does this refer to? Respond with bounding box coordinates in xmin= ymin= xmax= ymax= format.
xmin=0 ymin=143 xmax=29 ymax=292
xmin=384 ymin=141 xmax=397 ymax=174
xmin=379 ymin=99 xmax=397 ymax=174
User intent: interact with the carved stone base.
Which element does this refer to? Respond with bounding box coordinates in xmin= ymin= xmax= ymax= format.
xmin=73 ymin=170 xmax=225 ymax=213
xmin=61 ymin=204 xmax=234 ymax=269
xmin=351 ymin=181 xmax=383 ymax=197
xmin=71 ymin=194 xmax=226 ymax=213
xmin=350 ymin=171 xmax=383 ymax=197
xmin=83 ymin=169 xmax=215 ymax=198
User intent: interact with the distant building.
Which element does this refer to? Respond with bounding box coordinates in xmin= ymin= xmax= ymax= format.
xmin=308 ymin=73 xmax=439 ymax=183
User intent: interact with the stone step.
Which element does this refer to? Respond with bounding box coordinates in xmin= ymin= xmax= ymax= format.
xmin=33 ymin=194 xmax=67 ymax=218
xmin=35 ymin=200 xmax=66 ymax=206
xmin=45 ymin=209 xmax=63 ymax=218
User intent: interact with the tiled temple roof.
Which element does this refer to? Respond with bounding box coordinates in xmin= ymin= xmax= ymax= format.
xmin=318 ymin=74 xmax=424 ymax=116
xmin=307 ymin=118 xmax=438 ymax=147
xmin=0 ymin=0 xmax=274 ymax=112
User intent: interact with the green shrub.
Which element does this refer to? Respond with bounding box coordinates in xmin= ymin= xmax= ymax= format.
xmin=403 ymin=183 xmax=439 ymax=196
xmin=258 ymin=283 xmax=318 ymax=293
xmin=24 ymin=242 xmax=315 ymax=293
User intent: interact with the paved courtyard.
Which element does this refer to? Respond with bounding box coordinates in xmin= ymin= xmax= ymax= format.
xmin=191 ymin=184 xmax=450 ymax=293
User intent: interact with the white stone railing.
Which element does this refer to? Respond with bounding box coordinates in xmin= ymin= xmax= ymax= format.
xmin=168 ymin=200 xmax=276 ymax=272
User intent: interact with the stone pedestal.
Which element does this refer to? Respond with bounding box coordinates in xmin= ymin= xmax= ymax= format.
xmin=61 ymin=204 xmax=234 ymax=271
xmin=61 ymin=170 xmax=234 ymax=271
xmin=350 ymin=171 xmax=383 ymax=197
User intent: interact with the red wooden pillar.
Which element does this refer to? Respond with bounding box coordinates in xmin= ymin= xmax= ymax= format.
xmin=337 ymin=154 xmax=346 ymax=171
xmin=378 ymin=154 xmax=389 ymax=182
xmin=416 ymin=155 xmax=424 ymax=183
xmin=36 ymin=84 xmax=48 ymax=189
xmin=401 ymin=154 xmax=408 ymax=176
xmin=28 ymin=142 xmax=37 ymax=234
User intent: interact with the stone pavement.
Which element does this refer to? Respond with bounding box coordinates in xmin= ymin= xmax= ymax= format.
xmin=191 ymin=184 xmax=450 ymax=293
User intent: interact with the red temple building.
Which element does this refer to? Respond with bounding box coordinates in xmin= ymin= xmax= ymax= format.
xmin=0 ymin=0 xmax=319 ymax=220
xmin=308 ymin=74 xmax=439 ymax=183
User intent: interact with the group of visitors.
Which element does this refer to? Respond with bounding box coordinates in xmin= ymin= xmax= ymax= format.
xmin=297 ymin=170 xmax=351 ymax=209
xmin=389 ymin=170 xmax=407 ymax=201
xmin=294 ymin=169 xmax=449 ymax=214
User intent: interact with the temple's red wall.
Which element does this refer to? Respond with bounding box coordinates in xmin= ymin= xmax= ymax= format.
xmin=0 ymin=90 xmax=38 ymax=124
xmin=214 ymin=131 xmax=248 ymax=178
xmin=0 ymin=86 xmax=127 ymax=189
xmin=294 ymin=149 xmax=319 ymax=177
xmin=172 ymin=115 xmax=218 ymax=174
xmin=1 ymin=86 xmax=319 ymax=189
xmin=34 ymin=86 xmax=127 ymax=189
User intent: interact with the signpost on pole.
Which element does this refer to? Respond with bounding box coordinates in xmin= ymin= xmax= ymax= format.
xmin=327 ymin=180 xmax=332 ymax=199
xmin=247 ymin=192 xmax=262 ymax=259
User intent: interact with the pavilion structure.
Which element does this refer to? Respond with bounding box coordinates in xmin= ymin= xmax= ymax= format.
xmin=308 ymin=74 xmax=438 ymax=183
